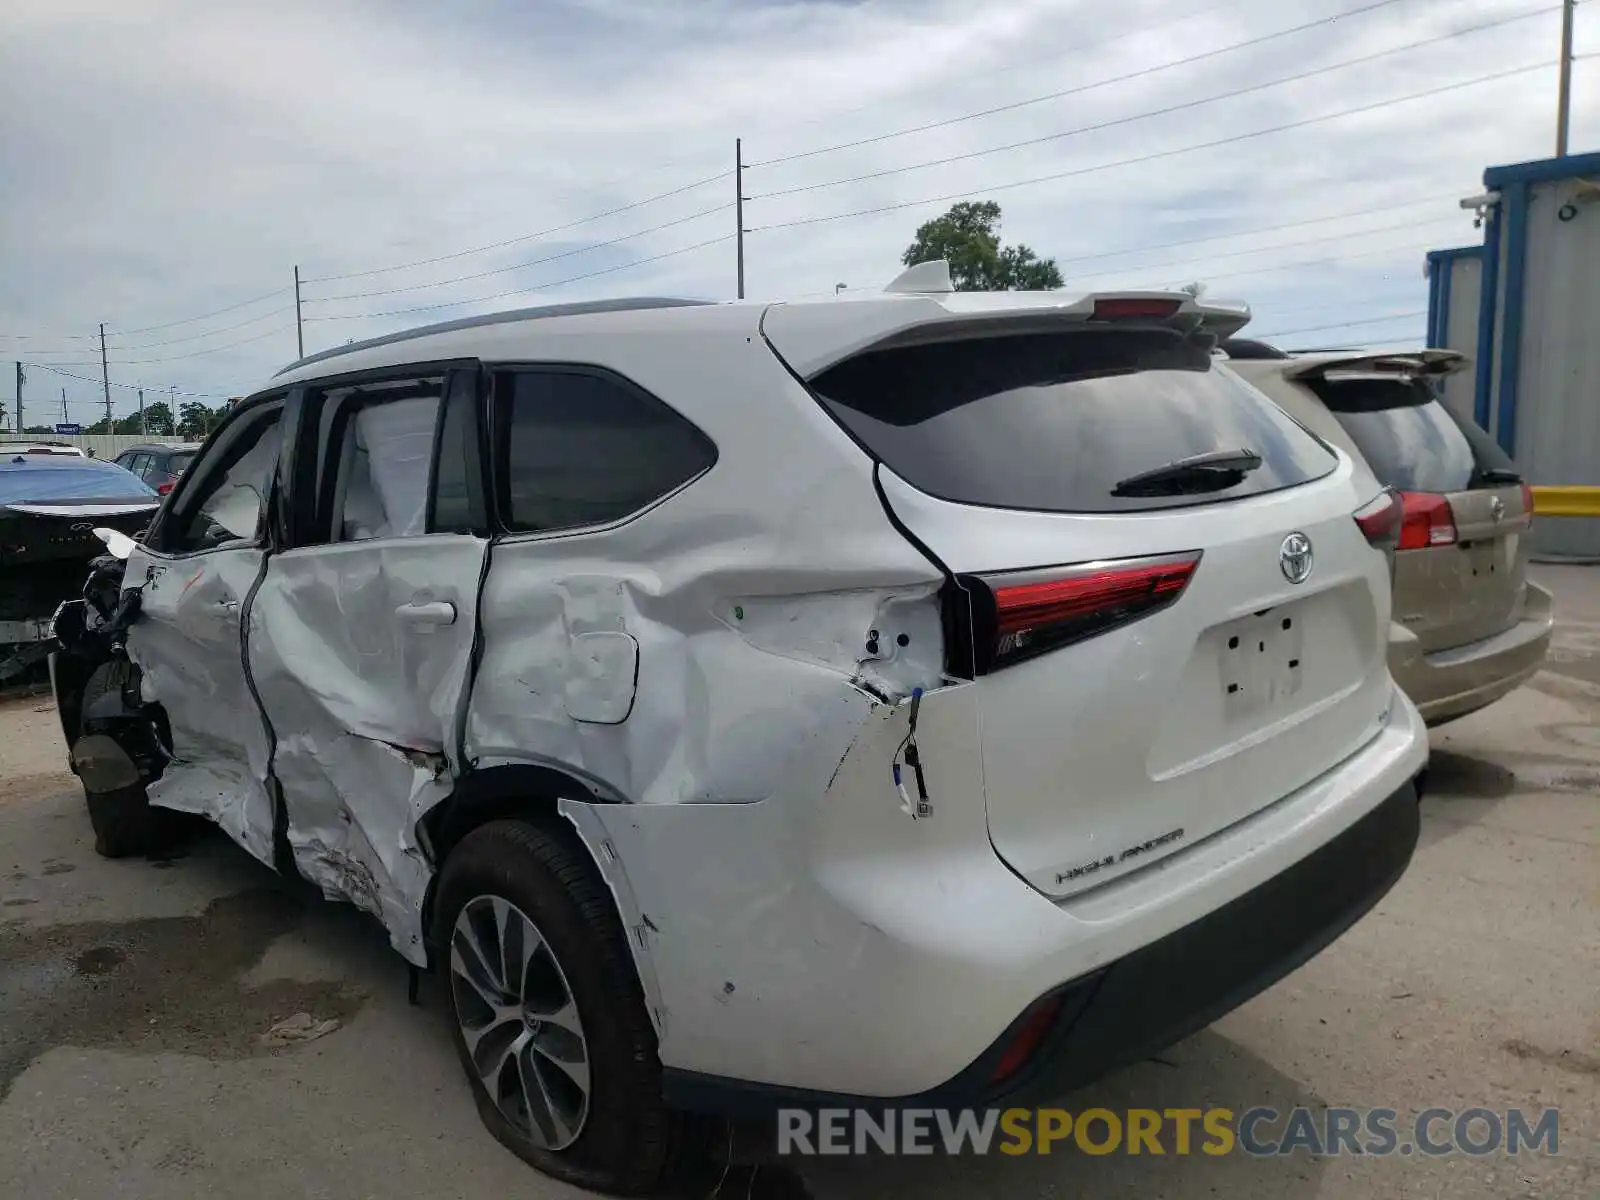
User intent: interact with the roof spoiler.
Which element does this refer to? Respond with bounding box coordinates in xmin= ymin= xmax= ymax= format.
xmin=1280 ymin=349 xmax=1469 ymax=382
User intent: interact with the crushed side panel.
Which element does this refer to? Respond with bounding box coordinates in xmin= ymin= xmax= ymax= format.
xmin=244 ymin=536 xmax=487 ymax=963
xmin=124 ymin=547 xmax=277 ymax=867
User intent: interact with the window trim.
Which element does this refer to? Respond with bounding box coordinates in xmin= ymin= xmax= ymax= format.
xmin=259 ymin=359 xmax=483 ymax=551
xmin=425 ymin=366 xmax=490 ymax=536
xmin=142 ymin=398 xmax=289 ymax=558
xmin=484 ymin=361 xmax=719 ymax=542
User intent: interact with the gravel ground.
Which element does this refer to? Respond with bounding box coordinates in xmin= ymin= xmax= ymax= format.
xmin=1 ymin=567 xmax=1595 ymax=1199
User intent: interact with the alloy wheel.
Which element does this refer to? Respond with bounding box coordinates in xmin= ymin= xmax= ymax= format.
xmin=449 ymin=895 xmax=591 ymax=1150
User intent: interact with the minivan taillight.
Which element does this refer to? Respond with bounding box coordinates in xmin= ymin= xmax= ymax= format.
xmin=1397 ymin=491 xmax=1457 ymax=550
xmin=961 ymin=552 xmax=1201 ymax=674
xmin=157 ymin=481 xmax=175 ymax=496
xmin=1520 ymin=482 xmax=1536 ymax=521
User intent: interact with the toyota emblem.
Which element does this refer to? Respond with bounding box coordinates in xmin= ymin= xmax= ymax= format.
xmin=1279 ymin=532 xmax=1314 ymax=584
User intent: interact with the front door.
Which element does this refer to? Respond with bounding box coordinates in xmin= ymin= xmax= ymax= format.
xmin=124 ymin=402 xmax=286 ymax=865
xmin=245 ymin=366 xmax=488 ymax=958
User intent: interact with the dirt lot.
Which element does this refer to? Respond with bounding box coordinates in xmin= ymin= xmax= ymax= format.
xmin=1 ymin=567 xmax=1596 ymax=1198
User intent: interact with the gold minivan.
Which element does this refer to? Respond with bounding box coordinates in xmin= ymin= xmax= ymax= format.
xmin=1227 ymin=345 xmax=1553 ymax=725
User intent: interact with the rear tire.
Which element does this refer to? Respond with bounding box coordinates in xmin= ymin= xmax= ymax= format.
xmin=77 ymin=662 xmax=183 ymax=859
xmin=434 ymin=818 xmax=675 ymax=1194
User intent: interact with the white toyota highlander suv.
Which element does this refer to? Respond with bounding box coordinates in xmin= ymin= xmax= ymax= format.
xmin=51 ymin=267 xmax=1428 ymax=1192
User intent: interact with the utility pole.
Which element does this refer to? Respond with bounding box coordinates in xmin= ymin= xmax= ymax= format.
xmin=61 ymin=388 xmax=68 ymax=425
xmin=13 ymin=363 xmax=22 ymax=434
xmin=735 ymin=139 xmax=746 ymax=300
xmin=294 ymin=265 xmax=304 ymax=358
xmin=98 ymin=323 xmax=112 ymax=431
xmin=138 ymin=388 xmax=146 ymax=436
xmin=1556 ymin=0 xmax=1575 ymax=156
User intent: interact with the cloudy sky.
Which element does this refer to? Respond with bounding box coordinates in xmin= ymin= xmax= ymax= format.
xmin=2 ymin=0 xmax=1595 ymax=424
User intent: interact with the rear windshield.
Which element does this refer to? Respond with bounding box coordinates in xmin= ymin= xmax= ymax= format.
xmin=170 ymin=451 xmax=197 ymax=474
xmin=809 ymin=328 xmax=1337 ymax=513
xmin=1306 ymin=376 xmax=1514 ymax=494
xmin=0 ymin=462 xmax=158 ymax=504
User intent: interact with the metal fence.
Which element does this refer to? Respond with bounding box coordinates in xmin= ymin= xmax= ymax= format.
xmin=1 ymin=434 xmax=171 ymax=458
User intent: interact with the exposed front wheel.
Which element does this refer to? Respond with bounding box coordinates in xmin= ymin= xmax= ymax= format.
xmin=76 ymin=661 xmax=183 ymax=859
xmin=434 ymin=819 xmax=674 ymax=1194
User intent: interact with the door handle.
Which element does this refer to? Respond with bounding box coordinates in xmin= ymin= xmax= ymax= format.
xmin=209 ymin=598 xmax=239 ymax=616
xmin=396 ymin=600 xmax=457 ymax=627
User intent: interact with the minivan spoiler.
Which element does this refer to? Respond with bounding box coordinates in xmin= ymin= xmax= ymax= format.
xmin=1279 ymin=349 xmax=1469 ymax=382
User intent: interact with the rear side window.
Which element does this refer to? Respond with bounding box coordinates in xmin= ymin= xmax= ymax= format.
xmin=492 ymin=367 xmax=715 ymax=534
xmin=1307 ymin=376 xmax=1513 ymax=493
xmin=169 ymin=451 xmax=196 ymax=475
xmin=0 ymin=463 xmax=157 ymax=503
xmin=809 ymin=329 xmax=1337 ymax=513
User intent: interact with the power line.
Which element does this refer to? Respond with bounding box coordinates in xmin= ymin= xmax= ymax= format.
xmin=36 ymin=323 xmax=297 ymax=370
xmin=1252 ymin=310 xmax=1427 ymax=338
xmin=1054 ymin=193 xmax=1461 ymax=269
xmin=1068 ymin=213 xmax=1463 ymax=285
xmin=22 ymin=362 xmax=225 ymax=399
xmin=748 ymin=60 xmax=1552 ymax=233
xmin=1155 ymin=235 xmax=1454 ymax=289
xmin=748 ymin=0 xmax=1413 ymax=168
xmin=756 ymin=0 xmax=1249 ymax=138
xmin=20 ymin=304 xmax=299 ymax=357
xmin=108 ymin=285 xmax=294 ymax=337
xmin=302 ymin=170 xmax=732 ymax=284
xmin=305 ymin=203 xmax=732 ymax=304
xmin=749 ymin=5 xmax=1557 ymax=202
xmin=311 ymin=234 xmax=734 ymax=323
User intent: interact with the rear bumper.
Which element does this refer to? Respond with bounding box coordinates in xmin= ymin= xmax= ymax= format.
xmin=667 ymin=774 xmax=1422 ymax=1117
xmin=1388 ymin=582 xmax=1553 ymax=725
xmin=620 ymin=684 xmax=1429 ymax=1110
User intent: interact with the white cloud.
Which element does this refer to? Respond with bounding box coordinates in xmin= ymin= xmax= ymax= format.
xmin=1 ymin=0 xmax=1594 ymax=420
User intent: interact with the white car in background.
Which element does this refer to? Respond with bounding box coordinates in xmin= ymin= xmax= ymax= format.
xmin=53 ymin=268 xmax=1428 ymax=1192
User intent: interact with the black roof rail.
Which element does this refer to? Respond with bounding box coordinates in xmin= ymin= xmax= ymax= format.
xmin=1217 ymin=337 xmax=1291 ymax=360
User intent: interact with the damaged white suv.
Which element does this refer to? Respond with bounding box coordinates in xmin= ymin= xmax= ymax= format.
xmin=52 ymin=270 xmax=1428 ymax=1192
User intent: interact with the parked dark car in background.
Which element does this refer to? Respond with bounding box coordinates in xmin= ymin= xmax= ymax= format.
xmin=112 ymin=442 xmax=203 ymax=496
xmin=0 ymin=452 xmax=159 ymax=684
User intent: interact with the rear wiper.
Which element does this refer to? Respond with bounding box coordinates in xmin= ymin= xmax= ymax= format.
xmin=1111 ymin=448 xmax=1263 ymax=497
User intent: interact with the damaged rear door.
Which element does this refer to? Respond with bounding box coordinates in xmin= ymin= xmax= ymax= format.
xmin=245 ymin=365 xmax=489 ymax=959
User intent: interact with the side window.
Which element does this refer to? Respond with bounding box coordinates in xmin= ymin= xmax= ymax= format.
xmin=114 ymin=452 xmax=137 ymax=471
xmin=164 ymin=409 xmax=284 ymax=553
xmin=493 ymin=368 xmax=715 ymax=534
xmin=311 ymin=377 xmax=443 ymax=543
xmin=126 ymin=453 xmax=151 ymax=478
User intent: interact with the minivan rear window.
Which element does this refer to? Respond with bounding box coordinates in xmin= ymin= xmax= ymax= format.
xmin=809 ymin=328 xmax=1337 ymax=513
xmin=1306 ymin=376 xmax=1514 ymax=494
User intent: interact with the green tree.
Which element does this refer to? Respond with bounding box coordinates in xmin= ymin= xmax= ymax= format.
xmin=902 ymin=201 xmax=1063 ymax=291
xmin=110 ymin=400 xmax=175 ymax=436
xmin=176 ymin=401 xmax=215 ymax=439
xmin=143 ymin=401 xmax=176 ymax=436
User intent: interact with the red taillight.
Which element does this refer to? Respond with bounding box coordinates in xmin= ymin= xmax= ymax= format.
xmin=1397 ymin=491 xmax=1457 ymax=550
xmin=988 ymin=994 xmax=1064 ymax=1086
xmin=1091 ymin=297 xmax=1182 ymax=321
xmin=969 ymin=552 xmax=1200 ymax=673
xmin=157 ymin=481 xmax=175 ymax=495
xmin=1520 ymin=482 xmax=1535 ymax=520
